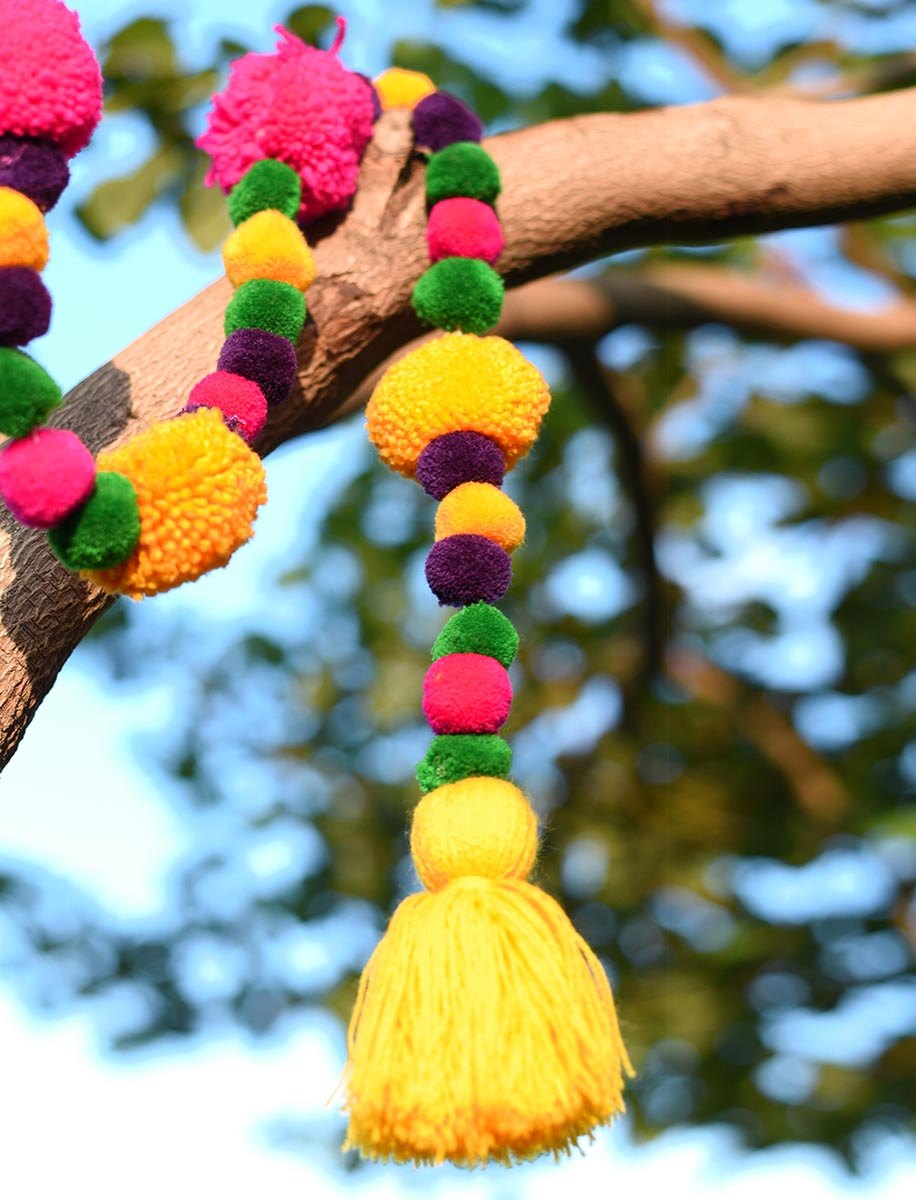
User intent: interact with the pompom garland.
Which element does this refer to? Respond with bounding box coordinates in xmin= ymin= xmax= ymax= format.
xmin=412 ymin=92 xmax=484 ymax=152
xmin=198 ymin=22 xmax=375 ymax=223
xmin=0 ymin=0 xmax=102 ymax=157
xmin=344 ymin=72 xmax=632 ymax=1169
xmin=223 ymin=208 xmax=316 ymax=290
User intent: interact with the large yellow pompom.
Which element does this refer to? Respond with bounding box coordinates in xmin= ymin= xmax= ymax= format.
xmin=374 ymin=67 xmax=436 ymax=111
xmin=223 ymin=209 xmax=316 ymax=291
xmin=87 ymin=408 xmax=267 ymax=598
xmin=434 ymin=481 xmax=525 ymax=552
xmin=0 ymin=186 xmax=48 ymax=271
xmin=366 ymin=333 xmax=551 ymax=476
xmin=410 ymin=777 xmax=538 ymax=892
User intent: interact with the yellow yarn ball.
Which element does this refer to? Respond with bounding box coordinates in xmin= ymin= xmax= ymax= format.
xmin=223 ymin=209 xmax=316 ymax=291
xmin=0 ymin=186 xmax=48 ymax=271
xmin=374 ymin=67 xmax=436 ymax=111
xmin=87 ymin=408 xmax=267 ymax=598
xmin=434 ymin=481 xmax=526 ymax=552
xmin=411 ymin=777 xmax=538 ymax=892
xmin=366 ymin=332 xmax=551 ymax=477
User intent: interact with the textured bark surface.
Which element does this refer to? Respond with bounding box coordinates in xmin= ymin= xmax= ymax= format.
xmin=4 ymin=89 xmax=916 ymax=767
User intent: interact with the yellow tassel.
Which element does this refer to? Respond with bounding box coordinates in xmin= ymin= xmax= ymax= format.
xmin=341 ymin=778 xmax=633 ymax=1166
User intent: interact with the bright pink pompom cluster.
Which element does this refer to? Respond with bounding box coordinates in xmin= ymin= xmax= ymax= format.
xmin=197 ymin=22 xmax=376 ymax=224
xmin=0 ymin=0 xmax=102 ymax=157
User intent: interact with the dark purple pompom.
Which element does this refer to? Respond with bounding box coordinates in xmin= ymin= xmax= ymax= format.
xmin=217 ymin=328 xmax=297 ymax=407
xmin=0 ymin=268 xmax=51 ymax=346
xmin=412 ymin=92 xmax=484 ymax=153
xmin=416 ymin=430 xmax=505 ymax=500
xmin=425 ymin=533 xmax=511 ymax=607
xmin=0 ymin=136 xmax=69 ymax=212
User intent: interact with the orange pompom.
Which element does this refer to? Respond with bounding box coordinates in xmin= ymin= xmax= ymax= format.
xmin=435 ymin=481 xmax=525 ymax=552
xmin=366 ymin=332 xmax=550 ymax=477
xmin=374 ymin=67 xmax=435 ymax=111
xmin=87 ymin=408 xmax=267 ymax=598
xmin=222 ymin=209 xmax=316 ymax=291
xmin=0 ymin=186 xmax=48 ymax=270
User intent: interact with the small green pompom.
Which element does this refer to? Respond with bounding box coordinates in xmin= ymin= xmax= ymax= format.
xmin=432 ymin=602 xmax=519 ymax=668
xmin=0 ymin=348 xmax=61 ymax=438
xmin=227 ymin=159 xmax=302 ymax=226
xmin=412 ymin=258 xmax=504 ymax=334
xmin=48 ymin=471 xmax=140 ymax=571
xmin=224 ymin=279 xmax=306 ymax=342
xmin=416 ymin=734 xmax=513 ymax=794
xmin=426 ymin=142 xmax=501 ymax=207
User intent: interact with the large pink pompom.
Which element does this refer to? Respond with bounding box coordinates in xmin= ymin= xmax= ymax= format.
xmin=197 ymin=20 xmax=375 ymax=224
xmin=0 ymin=0 xmax=102 ymax=158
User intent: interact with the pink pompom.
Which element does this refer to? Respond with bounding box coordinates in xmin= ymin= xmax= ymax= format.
xmin=422 ymin=652 xmax=512 ymax=735
xmin=0 ymin=427 xmax=94 ymax=527
xmin=0 ymin=0 xmax=102 ymax=158
xmin=427 ymin=197 xmax=504 ymax=266
xmin=184 ymin=371 xmax=267 ymax=443
xmin=197 ymin=21 xmax=375 ymax=224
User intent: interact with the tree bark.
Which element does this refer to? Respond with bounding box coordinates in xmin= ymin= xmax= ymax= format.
xmin=4 ymin=88 xmax=916 ymax=768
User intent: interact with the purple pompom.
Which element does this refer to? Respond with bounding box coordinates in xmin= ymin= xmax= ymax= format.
xmin=425 ymin=533 xmax=511 ymax=607
xmin=0 ymin=136 xmax=69 ymax=212
xmin=412 ymin=92 xmax=484 ymax=153
xmin=0 ymin=268 xmax=51 ymax=346
xmin=217 ymin=328 xmax=298 ymax=408
xmin=416 ymin=430 xmax=505 ymax=500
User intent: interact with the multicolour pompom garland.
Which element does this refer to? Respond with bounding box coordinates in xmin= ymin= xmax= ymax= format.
xmin=0 ymin=8 xmax=376 ymax=598
xmin=342 ymin=76 xmax=633 ymax=1167
xmin=0 ymin=3 xmax=632 ymax=1169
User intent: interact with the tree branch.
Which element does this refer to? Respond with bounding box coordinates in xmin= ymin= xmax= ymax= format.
xmin=6 ymin=87 xmax=916 ymax=766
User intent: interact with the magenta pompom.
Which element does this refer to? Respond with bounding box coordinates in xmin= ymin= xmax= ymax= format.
xmin=198 ymin=20 xmax=375 ymax=224
xmin=0 ymin=427 xmax=94 ymax=527
xmin=184 ymin=370 xmax=267 ymax=443
xmin=422 ymin=651 xmax=512 ymax=735
xmin=427 ymin=197 xmax=504 ymax=266
xmin=0 ymin=0 xmax=102 ymax=158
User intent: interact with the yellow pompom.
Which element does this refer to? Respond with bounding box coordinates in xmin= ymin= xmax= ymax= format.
xmin=434 ymin=481 xmax=526 ymax=552
xmin=343 ymin=877 xmax=633 ymax=1166
xmin=411 ymin=777 xmax=537 ymax=891
xmin=374 ymin=67 xmax=436 ymax=110
xmin=366 ymin=332 xmax=551 ymax=476
xmin=0 ymin=186 xmax=48 ymax=271
xmin=87 ymin=408 xmax=267 ymax=598
xmin=222 ymin=210 xmax=316 ymax=291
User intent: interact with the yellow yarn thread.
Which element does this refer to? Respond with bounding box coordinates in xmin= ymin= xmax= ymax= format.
xmin=366 ymin=332 xmax=551 ymax=477
xmin=343 ymin=777 xmax=633 ymax=1165
xmin=374 ymin=67 xmax=436 ymax=111
xmin=434 ymin=481 xmax=526 ymax=553
xmin=223 ymin=209 xmax=316 ymax=291
xmin=0 ymin=186 xmax=48 ymax=271
xmin=411 ymin=777 xmax=537 ymax=891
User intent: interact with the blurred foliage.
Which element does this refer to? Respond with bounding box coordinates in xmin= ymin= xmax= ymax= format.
xmin=4 ymin=0 xmax=916 ymax=1175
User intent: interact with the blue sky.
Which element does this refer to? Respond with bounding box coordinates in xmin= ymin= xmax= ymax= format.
xmin=0 ymin=0 xmax=914 ymax=1196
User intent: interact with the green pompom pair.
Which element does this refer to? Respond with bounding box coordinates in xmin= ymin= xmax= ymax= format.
xmin=412 ymin=257 xmax=503 ymax=334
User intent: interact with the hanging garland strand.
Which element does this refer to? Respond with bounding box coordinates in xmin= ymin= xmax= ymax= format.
xmin=0 ymin=12 xmax=376 ymax=599
xmin=345 ymin=76 xmax=633 ymax=1166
